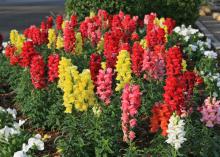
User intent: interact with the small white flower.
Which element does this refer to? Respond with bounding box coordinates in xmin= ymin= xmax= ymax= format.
xmin=166 ymin=114 xmax=186 ymax=150
xmin=204 ymin=50 xmax=218 ymax=59
xmin=28 ymin=134 xmax=44 ymax=151
xmin=189 ymin=44 xmax=197 ymax=51
xmin=0 ymin=107 xmax=5 ymax=112
xmin=22 ymin=143 xmax=32 ymax=153
xmin=213 ymin=92 xmax=218 ymax=98
xmin=6 ymin=108 xmax=17 ymax=119
xmin=13 ymin=150 xmax=27 ymax=157
xmin=0 ymin=126 xmax=20 ymax=141
xmin=2 ymin=42 xmax=8 ymax=48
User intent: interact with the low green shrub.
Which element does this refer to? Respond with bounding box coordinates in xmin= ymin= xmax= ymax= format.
xmin=65 ymin=0 xmax=202 ymax=25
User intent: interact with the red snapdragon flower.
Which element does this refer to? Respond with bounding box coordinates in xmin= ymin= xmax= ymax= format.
xmin=48 ymin=54 xmax=60 ymax=83
xmin=56 ymin=15 xmax=63 ymax=31
xmin=131 ymin=42 xmax=144 ymax=76
xmin=89 ymin=53 xmax=102 ymax=84
xmin=63 ymin=21 xmax=76 ymax=53
xmin=30 ymin=55 xmax=46 ymax=89
xmin=19 ymin=41 xmax=38 ymax=67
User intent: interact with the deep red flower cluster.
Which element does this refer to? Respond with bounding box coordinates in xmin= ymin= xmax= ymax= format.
xmin=24 ymin=25 xmax=48 ymax=46
xmin=5 ymin=45 xmax=19 ymax=65
xmin=103 ymin=32 xmax=121 ymax=69
xmin=70 ymin=15 xmax=78 ymax=28
xmin=131 ymin=42 xmax=144 ymax=76
xmin=163 ymin=18 xmax=176 ymax=34
xmin=63 ymin=22 xmax=76 ymax=53
xmin=56 ymin=15 xmax=63 ymax=31
xmin=150 ymin=46 xmax=185 ymax=136
xmin=30 ymin=55 xmax=46 ymax=89
xmin=46 ymin=16 xmax=53 ymax=29
xmin=19 ymin=41 xmax=38 ymax=67
xmin=144 ymin=13 xmax=167 ymax=48
xmin=89 ymin=53 xmax=102 ymax=84
xmin=80 ymin=10 xmax=109 ymax=45
xmin=48 ymin=54 xmax=60 ymax=83
xmin=111 ymin=11 xmax=138 ymax=42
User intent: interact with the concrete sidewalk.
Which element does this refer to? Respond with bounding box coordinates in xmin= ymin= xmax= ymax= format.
xmin=0 ymin=0 xmax=64 ymax=40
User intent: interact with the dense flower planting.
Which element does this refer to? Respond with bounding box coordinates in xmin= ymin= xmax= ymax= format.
xmin=1 ymin=10 xmax=220 ymax=156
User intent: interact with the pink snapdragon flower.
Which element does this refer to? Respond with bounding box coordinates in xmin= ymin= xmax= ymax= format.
xmin=199 ymin=97 xmax=220 ymax=127
xmin=121 ymin=84 xmax=141 ymax=142
xmin=96 ymin=68 xmax=113 ymax=105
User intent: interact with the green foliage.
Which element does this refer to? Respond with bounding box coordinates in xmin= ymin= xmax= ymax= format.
xmin=0 ymin=132 xmax=30 ymax=157
xmin=65 ymin=0 xmax=202 ymax=25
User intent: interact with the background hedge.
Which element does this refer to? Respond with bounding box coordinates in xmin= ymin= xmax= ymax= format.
xmin=65 ymin=0 xmax=202 ymax=25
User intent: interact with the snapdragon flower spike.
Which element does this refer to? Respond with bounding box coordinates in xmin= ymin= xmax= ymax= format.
xmin=48 ymin=54 xmax=60 ymax=82
xmin=121 ymin=84 xmax=141 ymax=142
xmin=89 ymin=53 xmax=102 ymax=84
xmin=19 ymin=41 xmax=38 ymax=67
xmin=166 ymin=114 xmax=186 ymax=150
xmin=142 ymin=45 xmax=165 ymax=80
xmin=23 ymin=25 xmax=48 ymax=46
xmin=5 ymin=45 xmax=19 ymax=65
xmin=131 ymin=42 xmax=144 ymax=77
xmin=56 ymin=15 xmax=63 ymax=31
xmin=103 ymin=32 xmax=120 ymax=69
xmin=199 ymin=97 xmax=220 ymax=127
xmin=63 ymin=21 xmax=76 ymax=53
xmin=96 ymin=68 xmax=113 ymax=105
xmin=30 ymin=55 xmax=46 ymax=89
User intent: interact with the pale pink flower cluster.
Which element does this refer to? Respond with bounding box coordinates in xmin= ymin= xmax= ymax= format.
xmin=199 ymin=97 xmax=220 ymax=127
xmin=121 ymin=84 xmax=141 ymax=142
xmin=142 ymin=50 xmax=165 ymax=81
xmin=96 ymin=68 xmax=113 ymax=105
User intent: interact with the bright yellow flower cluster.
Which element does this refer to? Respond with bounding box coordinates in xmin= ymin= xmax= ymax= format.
xmin=75 ymin=32 xmax=83 ymax=55
xmin=10 ymin=29 xmax=25 ymax=53
xmin=74 ymin=69 xmax=96 ymax=111
xmin=140 ymin=39 xmax=147 ymax=49
xmin=47 ymin=29 xmax=56 ymax=49
xmin=56 ymin=34 xmax=64 ymax=49
xmin=58 ymin=57 xmax=96 ymax=113
xmin=97 ymin=37 xmax=104 ymax=53
xmin=58 ymin=57 xmax=77 ymax=113
xmin=115 ymin=50 xmax=132 ymax=91
xmin=182 ymin=59 xmax=187 ymax=72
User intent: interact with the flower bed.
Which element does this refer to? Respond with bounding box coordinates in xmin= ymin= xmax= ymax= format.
xmin=0 ymin=10 xmax=220 ymax=156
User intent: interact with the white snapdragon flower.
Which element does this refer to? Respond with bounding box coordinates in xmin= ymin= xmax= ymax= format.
xmin=189 ymin=44 xmax=197 ymax=51
xmin=204 ymin=50 xmax=218 ymax=59
xmin=6 ymin=108 xmax=17 ymax=119
xmin=13 ymin=151 xmax=27 ymax=157
xmin=27 ymin=134 xmax=44 ymax=151
xmin=0 ymin=126 xmax=20 ymax=141
xmin=2 ymin=42 xmax=8 ymax=54
xmin=166 ymin=114 xmax=186 ymax=150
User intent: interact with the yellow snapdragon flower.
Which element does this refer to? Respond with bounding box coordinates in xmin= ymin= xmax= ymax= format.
xmin=47 ymin=28 xmax=56 ymax=49
xmin=115 ymin=50 xmax=132 ymax=91
xmin=10 ymin=29 xmax=25 ymax=53
xmin=182 ymin=59 xmax=187 ymax=72
xmin=140 ymin=39 xmax=147 ymax=49
xmin=56 ymin=34 xmax=64 ymax=49
xmin=58 ymin=57 xmax=96 ymax=113
xmin=75 ymin=32 xmax=83 ymax=55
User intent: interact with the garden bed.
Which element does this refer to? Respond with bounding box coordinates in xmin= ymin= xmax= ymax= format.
xmin=0 ymin=10 xmax=220 ymax=157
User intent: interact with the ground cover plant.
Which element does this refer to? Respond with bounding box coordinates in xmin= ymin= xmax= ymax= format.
xmin=0 ymin=10 xmax=220 ymax=156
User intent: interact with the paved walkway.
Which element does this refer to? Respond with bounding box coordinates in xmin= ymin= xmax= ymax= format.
xmin=0 ymin=0 xmax=64 ymax=40
xmin=197 ymin=16 xmax=220 ymax=50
